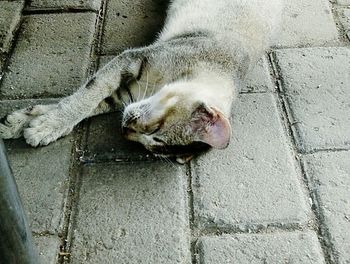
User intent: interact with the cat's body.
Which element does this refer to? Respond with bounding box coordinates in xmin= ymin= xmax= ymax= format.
xmin=0 ymin=0 xmax=282 ymax=163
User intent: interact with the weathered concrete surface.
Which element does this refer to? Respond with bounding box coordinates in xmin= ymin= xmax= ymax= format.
xmin=192 ymin=93 xmax=310 ymax=231
xmin=86 ymin=113 xmax=151 ymax=162
xmin=5 ymin=136 xmax=73 ymax=234
xmin=302 ymin=152 xmax=350 ymax=263
xmin=241 ymin=56 xmax=275 ymax=93
xmin=197 ymin=231 xmax=325 ymax=264
xmin=333 ymin=0 xmax=350 ymax=5
xmin=27 ymin=0 xmax=102 ymax=11
xmin=0 ymin=13 xmax=96 ymax=99
xmin=34 ymin=235 xmax=60 ymax=264
xmin=274 ymin=47 xmax=350 ymax=153
xmin=0 ymin=1 xmax=23 ymax=54
xmin=69 ymin=162 xmax=190 ymax=263
xmin=338 ymin=8 xmax=350 ymax=40
xmin=100 ymin=0 xmax=167 ymax=54
xmin=278 ymin=0 xmax=339 ymax=47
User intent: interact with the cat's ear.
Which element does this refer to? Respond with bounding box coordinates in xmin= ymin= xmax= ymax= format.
xmin=190 ymin=103 xmax=231 ymax=149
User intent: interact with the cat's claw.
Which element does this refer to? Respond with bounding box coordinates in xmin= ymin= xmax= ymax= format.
xmin=23 ymin=113 xmax=73 ymax=147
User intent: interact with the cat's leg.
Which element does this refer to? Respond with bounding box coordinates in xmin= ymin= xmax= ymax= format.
xmin=1 ymin=51 xmax=145 ymax=147
xmin=0 ymin=97 xmax=117 ymax=141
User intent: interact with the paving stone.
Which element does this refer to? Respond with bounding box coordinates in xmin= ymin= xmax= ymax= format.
xmin=241 ymin=56 xmax=275 ymax=93
xmin=100 ymin=0 xmax=167 ymax=54
xmin=197 ymin=231 xmax=325 ymax=264
xmin=274 ymin=47 xmax=350 ymax=153
xmin=70 ymin=162 xmax=190 ymax=263
xmin=27 ymin=0 xmax=101 ymax=11
xmin=278 ymin=0 xmax=339 ymax=47
xmin=192 ymin=93 xmax=310 ymax=231
xmin=302 ymin=151 xmax=350 ymax=263
xmin=86 ymin=113 xmax=151 ymax=162
xmin=338 ymin=8 xmax=350 ymax=40
xmin=0 ymin=1 xmax=24 ymax=54
xmin=34 ymin=235 xmax=60 ymax=264
xmin=0 ymin=13 xmax=96 ymax=99
xmin=5 ymin=135 xmax=73 ymax=234
xmin=333 ymin=0 xmax=350 ymax=5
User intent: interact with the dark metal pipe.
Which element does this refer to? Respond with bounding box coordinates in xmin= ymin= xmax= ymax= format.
xmin=0 ymin=139 xmax=40 ymax=264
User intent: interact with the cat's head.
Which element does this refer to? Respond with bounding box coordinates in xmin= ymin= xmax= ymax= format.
xmin=121 ymin=81 xmax=231 ymax=163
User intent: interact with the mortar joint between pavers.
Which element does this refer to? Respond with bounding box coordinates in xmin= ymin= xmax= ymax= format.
xmin=191 ymin=237 xmax=200 ymax=264
xmin=299 ymin=160 xmax=340 ymax=264
xmin=329 ymin=2 xmax=350 ymax=44
xmin=22 ymin=8 xmax=99 ymax=16
xmin=192 ymin=221 xmax=315 ymax=238
xmin=268 ymin=52 xmax=337 ymax=264
xmin=186 ymin=162 xmax=197 ymax=264
xmin=57 ymin=122 xmax=89 ymax=264
xmin=93 ymin=0 xmax=109 ymax=57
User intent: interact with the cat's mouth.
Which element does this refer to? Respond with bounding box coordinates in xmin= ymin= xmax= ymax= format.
xmin=149 ymin=142 xmax=211 ymax=164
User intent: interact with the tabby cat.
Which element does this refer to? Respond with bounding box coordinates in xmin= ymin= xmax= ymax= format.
xmin=0 ymin=0 xmax=282 ymax=163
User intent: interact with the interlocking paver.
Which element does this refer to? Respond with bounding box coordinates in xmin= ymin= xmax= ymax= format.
xmin=302 ymin=151 xmax=350 ymax=263
xmin=27 ymin=0 xmax=101 ymax=11
xmin=0 ymin=13 xmax=96 ymax=99
xmin=34 ymin=235 xmax=60 ymax=264
xmin=69 ymin=162 xmax=190 ymax=263
xmin=5 ymin=136 xmax=73 ymax=234
xmin=100 ymin=0 xmax=167 ymax=54
xmin=274 ymin=47 xmax=350 ymax=153
xmin=86 ymin=113 xmax=151 ymax=161
xmin=241 ymin=56 xmax=275 ymax=93
xmin=197 ymin=231 xmax=325 ymax=264
xmin=0 ymin=1 xmax=23 ymax=54
xmin=278 ymin=0 xmax=339 ymax=47
xmin=192 ymin=93 xmax=310 ymax=230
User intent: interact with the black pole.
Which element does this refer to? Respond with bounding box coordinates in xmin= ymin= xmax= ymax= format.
xmin=0 ymin=139 xmax=40 ymax=264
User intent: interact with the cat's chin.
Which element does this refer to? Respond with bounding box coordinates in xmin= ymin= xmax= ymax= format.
xmin=175 ymin=155 xmax=194 ymax=164
xmin=152 ymin=153 xmax=194 ymax=164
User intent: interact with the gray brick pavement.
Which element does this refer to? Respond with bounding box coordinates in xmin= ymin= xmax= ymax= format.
xmin=34 ymin=235 xmax=60 ymax=264
xmin=100 ymin=0 xmax=167 ymax=55
xmin=0 ymin=1 xmax=23 ymax=54
xmin=302 ymin=152 xmax=350 ymax=263
xmin=278 ymin=0 xmax=339 ymax=47
xmin=0 ymin=0 xmax=349 ymax=263
xmin=274 ymin=47 xmax=350 ymax=153
xmin=6 ymin=136 xmax=73 ymax=234
xmin=0 ymin=13 xmax=96 ymax=99
xmin=69 ymin=162 xmax=191 ymax=263
xmin=192 ymin=93 xmax=311 ymax=231
xmin=197 ymin=231 xmax=325 ymax=264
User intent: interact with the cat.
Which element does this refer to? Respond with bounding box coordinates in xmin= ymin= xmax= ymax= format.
xmin=0 ymin=0 xmax=283 ymax=164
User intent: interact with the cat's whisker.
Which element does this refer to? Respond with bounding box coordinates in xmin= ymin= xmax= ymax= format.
xmin=141 ymin=71 xmax=149 ymax=101
xmin=136 ymin=79 xmax=142 ymax=102
xmin=150 ymin=83 xmax=156 ymax=97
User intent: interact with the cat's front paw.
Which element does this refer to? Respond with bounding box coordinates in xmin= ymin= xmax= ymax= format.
xmin=0 ymin=111 xmax=31 ymax=139
xmin=23 ymin=113 xmax=73 ymax=147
